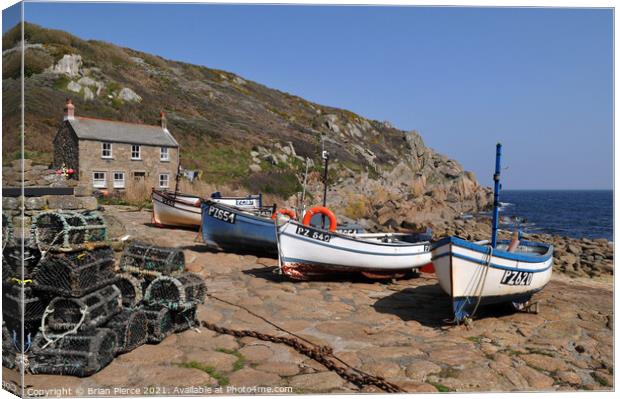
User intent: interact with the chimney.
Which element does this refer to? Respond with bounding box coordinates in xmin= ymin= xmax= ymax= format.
xmin=63 ymin=98 xmax=75 ymax=121
xmin=160 ymin=111 xmax=167 ymax=130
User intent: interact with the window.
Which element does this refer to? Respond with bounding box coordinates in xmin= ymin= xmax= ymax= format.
xmin=133 ymin=171 xmax=145 ymax=181
xmin=101 ymin=142 xmax=112 ymax=158
xmin=93 ymin=172 xmax=106 ymax=188
xmin=159 ymin=173 xmax=170 ymax=188
xmin=131 ymin=145 xmax=141 ymax=160
xmin=113 ymin=172 xmax=125 ymax=188
xmin=160 ymin=147 xmax=169 ymax=161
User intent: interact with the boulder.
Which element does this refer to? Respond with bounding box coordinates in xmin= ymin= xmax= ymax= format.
xmin=118 ymin=87 xmax=142 ymax=102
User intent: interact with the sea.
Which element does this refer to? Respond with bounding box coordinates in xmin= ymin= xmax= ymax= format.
xmin=491 ymin=190 xmax=613 ymax=241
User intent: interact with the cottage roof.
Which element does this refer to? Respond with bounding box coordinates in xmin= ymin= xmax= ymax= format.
xmin=68 ymin=117 xmax=179 ymax=147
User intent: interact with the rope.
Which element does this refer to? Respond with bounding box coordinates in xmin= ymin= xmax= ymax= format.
xmin=468 ymin=245 xmax=493 ymax=320
xmin=451 ymin=244 xmax=493 ymax=325
xmin=39 ymin=305 xmax=88 ymax=350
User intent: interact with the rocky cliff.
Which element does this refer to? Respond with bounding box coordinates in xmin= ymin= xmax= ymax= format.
xmin=2 ymin=23 xmax=492 ymax=230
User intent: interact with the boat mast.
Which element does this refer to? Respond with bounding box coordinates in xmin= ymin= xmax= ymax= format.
xmin=300 ymin=157 xmax=310 ymax=213
xmin=321 ymin=149 xmax=329 ymax=229
xmin=491 ymin=142 xmax=502 ymax=248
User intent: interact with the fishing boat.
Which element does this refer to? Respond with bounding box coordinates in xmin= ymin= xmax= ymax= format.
xmin=151 ymin=189 xmax=262 ymax=228
xmin=275 ymin=206 xmax=432 ymax=280
xmin=430 ymin=143 xmax=553 ymax=323
xmin=200 ymin=200 xmax=284 ymax=254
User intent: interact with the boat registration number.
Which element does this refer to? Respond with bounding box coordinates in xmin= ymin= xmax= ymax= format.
xmin=500 ymin=270 xmax=533 ymax=286
xmin=295 ymin=226 xmax=332 ymax=242
xmin=236 ymin=199 xmax=256 ymax=206
xmin=208 ymin=206 xmax=236 ymax=224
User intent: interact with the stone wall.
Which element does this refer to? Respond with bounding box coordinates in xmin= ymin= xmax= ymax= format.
xmin=77 ymin=140 xmax=179 ymax=191
xmin=2 ymin=160 xmax=97 ymax=229
xmin=53 ymin=122 xmax=80 ymax=177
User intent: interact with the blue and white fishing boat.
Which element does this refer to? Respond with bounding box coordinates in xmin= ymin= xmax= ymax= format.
xmin=431 ymin=143 xmax=553 ymax=322
xmin=200 ymin=200 xmax=279 ymax=254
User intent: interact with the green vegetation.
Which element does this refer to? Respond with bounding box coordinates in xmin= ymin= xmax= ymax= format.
xmin=243 ymin=171 xmax=302 ymax=199
xmin=466 ymin=336 xmax=483 ymax=345
xmin=216 ymin=348 xmax=246 ymax=371
xmin=590 ymin=372 xmax=610 ymax=387
xmin=343 ymin=195 xmax=368 ymax=220
xmin=428 ymin=382 xmax=453 ymax=392
xmin=178 ymin=361 xmax=229 ymax=386
xmin=198 ymin=146 xmax=252 ymax=185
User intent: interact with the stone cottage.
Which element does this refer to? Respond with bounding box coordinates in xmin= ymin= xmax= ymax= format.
xmin=53 ymin=99 xmax=179 ymax=192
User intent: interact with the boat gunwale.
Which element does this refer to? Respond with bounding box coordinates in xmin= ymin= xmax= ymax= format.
xmin=432 ymin=235 xmax=553 ymax=263
xmin=200 ymin=200 xmax=275 ymax=225
xmin=280 ymin=219 xmax=430 ymax=250
xmin=152 ymin=190 xmax=202 ymax=214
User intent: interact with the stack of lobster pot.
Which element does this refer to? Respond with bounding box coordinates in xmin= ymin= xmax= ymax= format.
xmin=0 ymin=210 xmax=146 ymax=377
xmin=119 ymin=241 xmax=206 ymax=343
xmin=1 ymin=217 xmax=49 ymax=371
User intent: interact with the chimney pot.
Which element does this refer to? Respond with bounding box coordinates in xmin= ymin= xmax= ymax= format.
xmin=160 ymin=111 xmax=167 ymax=130
xmin=63 ymin=98 xmax=75 ymax=121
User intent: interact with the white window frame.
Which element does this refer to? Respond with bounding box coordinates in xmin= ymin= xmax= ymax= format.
xmin=93 ymin=171 xmax=106 ymax=188
xmin=101 ymin=142 xmax=112 ymax=159
xmin=131 ymin=144 xmax=141 ymax=160
xmin=113 ymin=171 xmax=125 ymax=189
xmin=160 ymin=147 xmax=169 ymax=161
xmin=159 ymin=173 xmax=170 ymax=188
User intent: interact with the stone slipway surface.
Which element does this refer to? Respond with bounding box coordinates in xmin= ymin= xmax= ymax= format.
xmin=4 ymin=206 xmax=613 ymax=395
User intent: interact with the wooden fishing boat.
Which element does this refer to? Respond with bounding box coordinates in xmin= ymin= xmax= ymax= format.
xmin=430 ymin=143 xmax=554 ymax=322
xmin=151 ymin=189 xmax=262 ymax=228
xmin=275 ymin=208 xmax=432 ymax=280
xmin=200 ymin=200 xmax=279 ymax=254
xmin=431 ymin=236 xmax=553 ymax=322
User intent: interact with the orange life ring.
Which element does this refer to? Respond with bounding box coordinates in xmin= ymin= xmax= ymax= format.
xmin=302 ymin=206 xmax=337 ymax=232
xmin=271 ymin=208 xmax=296 ymax=220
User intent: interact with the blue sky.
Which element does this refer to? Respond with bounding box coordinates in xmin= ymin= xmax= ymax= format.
xmin=4 ymin=2 xmax=613 ymax=189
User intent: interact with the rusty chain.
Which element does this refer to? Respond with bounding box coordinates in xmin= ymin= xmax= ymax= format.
xmin=200 ymin=294 xmax=403 ymax=393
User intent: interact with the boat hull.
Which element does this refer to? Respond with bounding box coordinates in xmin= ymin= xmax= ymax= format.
xmin=152 ymin=190 xmax=202 ymax=228
xmin=152 ymin=190 xmax=262 ymax=228
xmin=277 ymin=220 xmax=432 ymax=280
xmin=431 ymin=236 xmax=553 ymax=321
xmin=200 ymin=201 xmax=277 ymax=255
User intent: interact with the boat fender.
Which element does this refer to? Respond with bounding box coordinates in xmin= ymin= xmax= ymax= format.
xmin=302 ymin=206 xmax=337 ymax=232
xmin=271 ymin=208 xmax=297 ymax=220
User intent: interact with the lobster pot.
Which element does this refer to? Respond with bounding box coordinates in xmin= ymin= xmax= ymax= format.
xmin=171 ymin=303 xmax=198 ymax=333
xmin=43 ymin=285 xmax=122 ymax=333
xmin=2 ymin=322 xmax=15 ymax=369
xmin=144 ymin=273 xmax=206 ymax=310
xmin=30 ymin=328 xmax=117 ymax=377
xmin=31 ymin=211 xmax=107 ymax=248
xmin=33 ymin=247 xmax=117 ymax=297
xmin=113 ymin=273 xmax=144 ymax=308
xmin=120 ymin=241 xmax=184 ymax=278
xmin=2 ymin=240 xmax=42 ymax=281
xmin=2 ymin=285 xmax=49 ymax=323
xmin=105 ymin=309 xmax=148 ymax=354
xmin=140 ymin=305 xmax=174 ymax=344
xmin=79 ymin=211 xmax=107 ymax=242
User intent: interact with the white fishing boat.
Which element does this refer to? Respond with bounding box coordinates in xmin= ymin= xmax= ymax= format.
xmin=275 ymin=207 xmax=432 ymax=280
xmin=151 ymin=189 xmax=262 ymax=228
xmin=430 ymin=143 xmax=554 ymax=322
xmin=431 ymin=236 xmax=553 ymax=322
